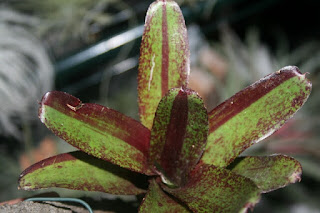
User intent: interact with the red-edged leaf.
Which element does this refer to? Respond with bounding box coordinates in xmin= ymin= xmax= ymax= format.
xmin=149 ymin=88 xmax=208 ymax=187
xmin=39 ymin=91 xmax=153 ymax=175
xmin=19 ymin=151 xmax=147 ymax=195
xmin=202 ymin=66 xmax=312 ymax=167
xmin=163 ymin=163 xmax=261 ymax=213
xmin=138 ymin=0 xmax=190 ymax=129
xmin=139 ymin=178 xmax=190 ymax=213
xmin=228 ymin=155 xmax=302 ymax=193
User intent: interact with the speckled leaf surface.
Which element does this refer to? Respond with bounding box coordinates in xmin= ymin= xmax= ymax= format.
xmin=138 ymin=0 xmax=189 ymax=129
xmin=139 ymin=179 xmax=190 ymax=213
xmin=39 ymin=91 xmax=153 ymax=175
xmin=164 ymin=163 xmax=261 ymax=213
xmin=202 ymin=66 xmax=312 ymax=167
xmin=19 ymin=152 xmax=147 ymax=195
xmin=228 ymin=155 xmax=302 ymax=193
xmin=149 ymin=88 xmax=208 ymax=187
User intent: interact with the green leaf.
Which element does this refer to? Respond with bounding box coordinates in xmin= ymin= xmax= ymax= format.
xmin=228 ymin=155 xmax=302 ymax=193
xmin=149 ymin=88 xmax=208 ymax=187
xmin=163 ymin=164 xmax=261 ymax=213
xmin=139 ymin=178 xmax=190 ymax=213
xmin=138 ymin=0 xmax=190 ymax=129
xmin=39 ymin=91 xmax=153 ymax=175
xmin=202 ymin=66 xmax=312 ymax=167
xmin=19 ymin=151 xmax=147 ymax=195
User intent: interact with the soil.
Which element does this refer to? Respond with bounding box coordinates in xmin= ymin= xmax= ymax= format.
xmin=0 ymin=201 xmax=89 ymax=213
xmin=0 ymin=196 xmax=140 ymax=213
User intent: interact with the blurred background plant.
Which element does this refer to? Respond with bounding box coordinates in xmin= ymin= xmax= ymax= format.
xmin=0 ymin=7 xmax=54 ymax=201
xmin=0 ymin=0 xmax=319 ymax=212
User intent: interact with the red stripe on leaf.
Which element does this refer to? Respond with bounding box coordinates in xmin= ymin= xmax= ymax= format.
xmin=19 ymin=152 xmax=78 ymax=178
xmin=208 ymin=66 xmax=305 ymax=133
xmin=203 ymin=66 xmax=311 ymax=167
xmin=163 ymin=163 xmax=260 ymax=212
xmin=209 ymin=68 xmax=295 ymax=132
xmin=150 ymin=88 xmax=208 ymax=187
xmin=40 ymin=91 xmax=150 ymax=156
xmin=19 ymin=151 xmax=148 ymax=194
xmin=161 ymin=1 xmax=169 ymax=96
xmin=137 ymin=0 xmax=190 ymax=129
xmin=160 ymin=89 xmax=188 ymax=181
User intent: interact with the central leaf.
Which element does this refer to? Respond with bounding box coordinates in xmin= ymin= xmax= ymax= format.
xmin=149 ymin=88 xmax=208 ymax=187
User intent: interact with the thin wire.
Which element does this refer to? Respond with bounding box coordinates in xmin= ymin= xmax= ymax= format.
xmin=25 ymin=197 xmax=93 ymax=213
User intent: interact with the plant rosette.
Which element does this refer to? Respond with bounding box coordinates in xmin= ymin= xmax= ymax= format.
xmin=18 ymin=1 xmax=312 ymax=212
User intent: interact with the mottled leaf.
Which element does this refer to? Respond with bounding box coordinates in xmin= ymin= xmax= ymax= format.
xmin=138 ymin=0 xmax=190 ymax=129
xmin=228 ymin=155 xmax=302 ymax=193
xmin=39 ymin=91 xmax=153 ymax=175
xmin=139 ymin=178 xmax=190 ymax=213
xmin=164 ymin=163 xmax=261 ymax=213
xmin=149 ymin=88 xmax=208 ymax=187
xmin=202 ymin=66 xmax=312 ymax=167
xmin=19 ymin=151 xmax=147 ymax=195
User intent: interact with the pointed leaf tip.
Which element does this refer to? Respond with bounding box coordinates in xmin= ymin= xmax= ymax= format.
xmin=203 ymin=66 xmax=312 ymax=167
xmin=138 ymin=0 xmax=190 ymax=129
xmin=39 ymin=91 xmax=153 ymax=175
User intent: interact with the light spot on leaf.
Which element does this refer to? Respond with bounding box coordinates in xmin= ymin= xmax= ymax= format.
xmin=148 ymin=54 xmax=156 ymax=91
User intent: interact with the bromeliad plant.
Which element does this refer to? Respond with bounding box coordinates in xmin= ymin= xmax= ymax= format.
xmin=18 ymin=0 xmax=312 ymax=212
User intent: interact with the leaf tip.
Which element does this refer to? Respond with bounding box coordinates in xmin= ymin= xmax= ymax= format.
xmin=280 ymin=65 xmax=312 ymax=87
xmin=239 ymin=192 xmax=261 ymax=213
xmin=279 ymin=65 xmax=304 ymax=77
xmin=38 ymin=92 xmax=50 ymax=123
xmin=17 ymin=174 xmax=30 ymax=191
xmin=288 ymin=163 xmax=302 ymax=184
xmin=280 ymin=65 xmax=300 ymax=72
